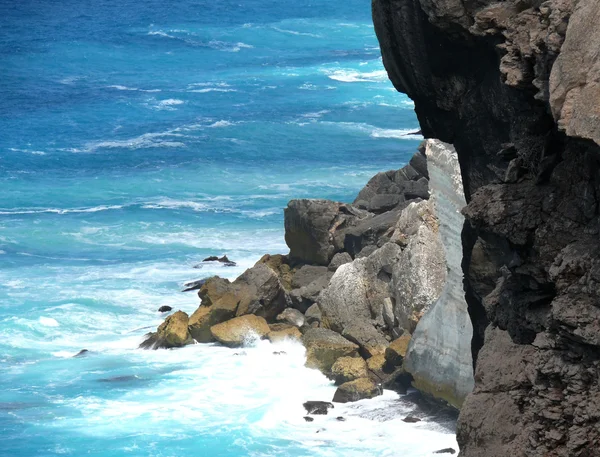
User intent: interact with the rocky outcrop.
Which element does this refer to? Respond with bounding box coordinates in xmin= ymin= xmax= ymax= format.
xmin=373 ymin=0 xmax=600 ymax=454
xmin=332 ymin=377 xmax=380 ymax=403
xmin=403 ymin=140 xmax=474 ymax=409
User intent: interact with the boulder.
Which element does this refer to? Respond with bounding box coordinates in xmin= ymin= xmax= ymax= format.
xmin=331 ymin=356 xmax=369 ymax=385
xmin=291 ymin=265 xmax=330 ymax=289
xmin=318 ymin=243 xmax=401 ymax=334
xmin=284 ymin=199 xmax=369 ymax=265
xmin=332 ymin=378 xmax=380 ymax=403
xmin=304 ymin=303 xmax=322 ymax=327
xmin=139 ymin=310 xmax=194 ymax=349
xmin=73 ymin=349 xmax=89 ymax=358
xmin=328 ymin=252 xmax=353 ymax=272
xmin=276 ymin=308 xmax=305 ymax=327
xmin=267 ymin=326 xmax=302 ymax=343
xmin=158 ymin=305 xmax=173 ymax=313
xmin=385 ymin=334 xmax=412 ymax=366
xmin=198 ymin=276 xmax=233 ymax=306
xmin=210 ymin=315 xmax=270 ymax=347
xmin=341 ymin=322 xmax=389 ymax=358
xmin=343 ymin=208 xmax=404 ymax=258
xmin=188 ymin=293 xmax=239 ymax=343
xmin=234 ymin=264 xmax=291 ymax=320
xmin=303 ymin=401 xmax=334 ymax=415
xmin=403 ymin=416 xmax=421 ymax=423
xmin=182 ymin=278 xmax=209 ymax=292
xmin=289 ymin=274 xmax=332 ymax=313
xmin=255 ymin=254 xmax=294 ymax=290
xmin=302 ymin=328 xmax=359 ymax=375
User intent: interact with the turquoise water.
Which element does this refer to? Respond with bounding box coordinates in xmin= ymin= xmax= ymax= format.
xmin=0 ymin=1 xmax=456 ymax=455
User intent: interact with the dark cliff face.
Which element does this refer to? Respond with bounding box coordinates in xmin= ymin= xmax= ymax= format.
xmin=372 ymin=0 xmax=600 ymax=455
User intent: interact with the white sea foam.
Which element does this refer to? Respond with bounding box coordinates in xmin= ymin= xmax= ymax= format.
xmin=107 ymin=85 xmax=161 ymax=93
xmin=207 ymin=120 xmax=234 ymax=128
xmin=317 ymin=121 xmax=422 ymax=140
xmin=39 ymin=317 xmax=59 ymax=327
xmin=272 ymin=27 xmax=322 ymax=38
xmin=8 ymin=148 xmax=47 ymax=155
xmin=82 ymin=131 xmax=186 ymax=152
xmin=324 ymin=69 xmax=388 ymax=83
xmin=0 ymin=205 xmax=125 ymax=215
xmin=188 ymin=88 xmax=236 ymax=93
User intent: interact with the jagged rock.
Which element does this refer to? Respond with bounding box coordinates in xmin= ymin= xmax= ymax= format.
xmin=158 ymin=305 xmax=173 ymax=313
xmin=434 ymin=449 xmax=456 ymax=455
xmin=330 ymin=356 xmax=369 ymax=385
xmin=343 ymin=208 xmax=403 ymax=258
xmin=303 ymin=401 xmax=334 ymax=415
xmin=198 ymin=276 xmax=232 ymax=306
xmin=255 ymin=254 xmax=294 ymax=290
xmin=332 ymin=378 xmax=380 ymax=403
xmin=385 ymin=334 xmax=411 ymax=366
xmin=327 ymin=252 xmax=352 ymax=272
xmin=139 ymin=310 xmax=193 ymax=349
xmin=276 ymin=308 xmax=305 ymax=328
xmin=303 ymin=416 xmax=314 ymax=422
xmin=210 ymin=315 xmax=270 ymax=347
xmin=73 ymin=349 xmax=89 ymax=358
xmin=404 ymin=141 xmax=474 ymax=409
xmin=304 ymin=303 xmax=322 ymax=327
xmin=182 ymin=278 xmax=209 ymax=292
xmin=318 ymin=242 xmax=401 ymax=334
xmin=188 ymin=294 xmax=239 ymax=343
xmin=302 ymin=328 xmax=359 ymax=375
xmin=341 ymin=322 xmax=389 ymax=358
xmin=284 ymin=199 xmax=369 ymax=265
xmin=267 ymin=326 xmax=302 ymax=343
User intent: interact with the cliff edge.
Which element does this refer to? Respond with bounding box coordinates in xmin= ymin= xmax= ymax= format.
xmin=372 ymin=0 xmax=600 ymax=455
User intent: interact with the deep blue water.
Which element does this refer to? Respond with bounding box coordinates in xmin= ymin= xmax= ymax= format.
xmin=0 ymin=1 xmax=456 ymax=456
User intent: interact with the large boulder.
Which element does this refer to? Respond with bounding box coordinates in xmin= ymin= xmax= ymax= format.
xmin=267 ymin=326 xmax=302 ymax=343
xmin=284 ymin=199 xmax=369 ymax=265
xmin=255 ymin=254 xmax=294 ymax=291
xmin=331 ymin=356 xmax=369 ymax=385
xmin=289 ymin=273 xmax=332 ymax=313
xmin=188 ymin=293 xmax=239 ymax=343
xmin=328 ymin=252 xmax=353 ymax=272
xmin=276 ymin=308 xmax=305 ymax=327
xmin=385 ymin=334 xmax=412 ymax=366
xmin=291 ymin=265 xmax=330 ymax=289
xmin=234 ymin=264 xmax=290 ymax=320
xmin=332 ymin=378 xmax=381 ymax=403
xmin=318 ymin=242 xmax=401 ymax=334
xmin=139 ymin=311 xmax=194 ymax=349
xmin=210 ymin=315 xmax=270 ymax=347
xmin=302 ymin=328 xmax=359 ymax=375
xmin=341 ymin=322 xmax=389 ymax=358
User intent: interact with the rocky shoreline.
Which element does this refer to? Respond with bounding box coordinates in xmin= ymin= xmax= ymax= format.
xmin=140 ymin=139 xmax=474 ymax=411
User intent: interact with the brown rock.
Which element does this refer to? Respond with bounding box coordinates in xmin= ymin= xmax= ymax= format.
xmin=302 ymin=328 xmax=359 ymax=376
xmin=210 ymin=315 xmax=270 ymax=347
xmin=267 ymin=326 xmax=302 ymax=343
xmin=331 ymin=356 xmax=369 ymax=385
xmin=255 ymin=254 xmax=294 ymax=291
xmin=385 ymin=334 xmax=411 ymax=366
xmin=332 ymin=378 xmax=380 ymax=403
xmin=139 ymin=310 xmax=194 ymax=349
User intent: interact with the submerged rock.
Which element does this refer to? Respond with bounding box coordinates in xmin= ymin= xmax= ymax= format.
xmin=402 ymin=416 xmax=421 ymax=423
xmin=210 ymin=314 xmax=270 ymax=347
xmin=139 ymin=310 xmax=194 ymax=350
xmin=434 ymin=449 xmax=456 ymax=455
xmin=303 ymin=401 xmax=334 ymax=415
xmin=302 ymin=328 xmax=359 ymax=375
xmin=73 ymin=349 xmax=89 ymax=358
xmin=332 ymin=378 xmax=380 ymax=403
xmin=158 ymin=305 xmax=173 ymax=313
xmin=303 ymin=416 xmax=314 ymax=422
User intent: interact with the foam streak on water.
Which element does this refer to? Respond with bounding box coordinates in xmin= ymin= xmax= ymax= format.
xmin=0 ymin=0 xmax=453 ymax=455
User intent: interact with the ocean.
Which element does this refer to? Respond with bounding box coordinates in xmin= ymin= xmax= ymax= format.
xmin=0 ymin=0 xmax=457 ymax=455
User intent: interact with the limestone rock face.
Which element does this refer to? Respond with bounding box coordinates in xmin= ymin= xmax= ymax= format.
xmin=332 ymin=378 xmax=380 ymax=403
xmin=373 ymin=0 xmax=600 ymax=452
xmin=404 ymin=140 xmax=474 ymax=409
xmin=302 ymin=328 xmax=359 ymax=375
xmin=210 ymin=315 xmax=270 ymax=347
xmin=330 ymin=356 xmax=369 ymax=385
xmin=140 ymin=311 xmax=193 ymax=349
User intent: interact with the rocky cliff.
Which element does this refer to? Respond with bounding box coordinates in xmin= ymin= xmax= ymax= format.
xmin=372 ymin=0 xmax=600 ymax=455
